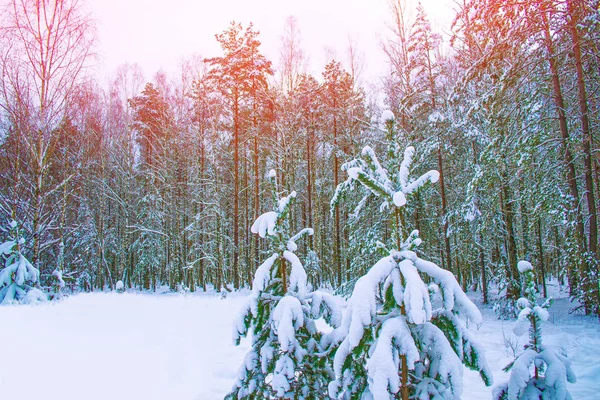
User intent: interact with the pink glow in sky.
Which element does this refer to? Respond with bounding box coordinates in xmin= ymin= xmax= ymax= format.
xmin=91 ymin=0 xmax=453 ymax=83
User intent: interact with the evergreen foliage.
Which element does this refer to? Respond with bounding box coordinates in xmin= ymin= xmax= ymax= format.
xmin=328 ymin=114 xmax=492 ymax=399
xmin=0 ymin=220 xmax=46 ymax=305
xmin=227 ymin=171 xmax=341 ymax=399
xmin=494 ymin=261 xmax=576 ymax=400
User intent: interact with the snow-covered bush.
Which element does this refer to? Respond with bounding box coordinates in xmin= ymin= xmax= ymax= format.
xmin=0 ymin=220 xmax=46 ymax=305
xmin=226 ymin=171 xmax=342 ymax=399
xmin=493 ymin=261 xmax=576 ymax=400
xmin=328 ymin=141 xmax=492 ymax=399
xmin=116 ymin=280 xmax=125 ymax=293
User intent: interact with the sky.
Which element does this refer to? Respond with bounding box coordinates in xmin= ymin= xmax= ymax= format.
xmin=90 ymin=0 xmax=455 ymax=86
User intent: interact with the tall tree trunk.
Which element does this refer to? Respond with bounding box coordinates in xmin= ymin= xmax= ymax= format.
xmin=253 ymin=136 xmax=260 ymax=273
xmin=541 ymin=9 xmax=588 ymax=301
xmin=199 ymin=138 xmax=206 ymax=291
xmin=479 ymin=228 xmax=488 ymax=304
xmin=333 ymin=113 xmax=341 ymax=286
xmin=541 ymin=8 xmax=586 ymax=255
xmin=567 ymin=0 xmax=599 ymax=315
xmin=568 ymin=0 xmax=598 ymax=258
xmin=243 ymin=153 xmax=250 ymax=286
xmin=501 ymin=179 xmax=520 ymax=299
xmin=519 ymin=178 xmax=530 ymax=259
xmin=536 ymin=218 xmax=548 ymax=298
xmin=438 ymin=147 xmax=452 ymax=275
xmin=232 ymin=92 xmax=240 ymax=289
xmin=306 ymin=127 xmax=313 ymax=246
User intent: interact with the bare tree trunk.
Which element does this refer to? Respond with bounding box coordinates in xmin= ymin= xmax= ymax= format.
xmin=438 ymin=147 xmax=452 ymax=275
xmin=333 ymin=114 xmax=342 ymax=286
xmin=537 ymin=218 xmax=548 ymax=298
xmin=199 ymin=137 xmax=206 ymax=291
xmin=568 ymin=0 xmax=598 ymax=258
xmin=243 ymin=152 xmax=250 ymax=286
xmin=306 ymin=127 xmax=314 ymax=246
xmin=501 ymin=180 xmax=520 ymax=299
xmin=542 ymin=8 xmax=586 ymax=252
xmin=519 ymin=178 xmax=531 ymax=259
xmin=479 ymin=228 xmax=488 ymax=304
xmin=253 ymin=136 xmax=260 ymax=273
xmin=232 ymin=91 xmax=240 ymax=289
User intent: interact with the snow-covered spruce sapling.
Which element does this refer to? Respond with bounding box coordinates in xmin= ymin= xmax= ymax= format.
xmin=0 ymin=220 xmax=46 ymax=305
xmin=227 ymin=170 xmax=342 ymax=399
xmin=493 ymin=261 xmax=576 ymax=400
xmin=51 ymin=268 xmax=66 ymax=299
xmin=328 ymin=137 xmax=492 ymax=399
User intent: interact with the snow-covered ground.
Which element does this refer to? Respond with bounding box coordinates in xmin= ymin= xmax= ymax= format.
xmin=0 ymin=291 xmax=250 ymax=400
xmin=461 ymin=280 xmax=600 ymax=399
xmin=0 ymin=283 xmax=598 ymax=400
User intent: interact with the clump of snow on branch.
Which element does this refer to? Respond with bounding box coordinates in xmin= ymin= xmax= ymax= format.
xmin=250 ymin=212 xmax=277 ymax=238
xmin=381 ymin=109 xmax=395 ymax=123
xmin=517 ymin=260 xmax=533 ymax=273
xmin=278 ymin=191 xmax=296 ymax=213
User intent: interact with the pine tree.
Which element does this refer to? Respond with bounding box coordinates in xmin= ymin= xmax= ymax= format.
xmin=493 ymin=261 xmax=576 ymax=400
xmin=227 ymin=170 xmax=341 ymax=399
xmin=0 ymin=220 xmax=46 ymax=305
xmin=205 ymin=22 xmax=274 ymax=290
xmin=129 ymin=82 xmax=173 ymax=168
xmin=328 ymin=112 xmax=492 ymax=399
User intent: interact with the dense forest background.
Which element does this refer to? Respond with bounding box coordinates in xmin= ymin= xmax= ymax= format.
xmin=0 ymin=0 xmax=598 ymax=315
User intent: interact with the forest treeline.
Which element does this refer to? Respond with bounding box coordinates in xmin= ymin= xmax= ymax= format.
xmin=0 ymin=0 xmax=598 ymax=315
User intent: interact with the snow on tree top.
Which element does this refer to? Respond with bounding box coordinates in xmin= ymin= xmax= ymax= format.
xmin=381 ymin=109 xmax=395 ymax=122
xmin=9 ymin=220 xmax=17 ymax=229
xmin=267 ymin=169 xmax=276 ymax=178
xmin=517 ymin=260 xmax=533 ymax=273
xmin=392 ymin=191 xmax=407 ymax=207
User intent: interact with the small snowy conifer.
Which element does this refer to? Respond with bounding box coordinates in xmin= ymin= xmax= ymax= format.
xmin=493 ymin=261 xmax=576 ymax=400
xmin=227 ymin=172 xmax=341 ymax=399
xmin=0 ymin=220 xmax=46 ymax=305
xmin=51 ymin=268 xmax=66 ymax=299
xmin=329 ymin=142 xmax=492 ymax=399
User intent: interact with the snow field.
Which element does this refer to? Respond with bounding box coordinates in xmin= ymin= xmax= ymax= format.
xmin=0 ymin=291 xmax=250 ymax=400
xmin=0 ymin=286 xmax=598 ymax=399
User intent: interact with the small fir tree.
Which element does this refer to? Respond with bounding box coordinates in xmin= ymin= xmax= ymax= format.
xmin=227 ymin=170 xmax=341 ymax=399
xmin=328 ymin=112 xmax=492 ymax=399
xmin=51 ymin=268 xmax=66 ymax=299
xmin=493 ymin=261 xmax=576 ymax=400
xmin=0 ymin=220 xmax=46 ymax=305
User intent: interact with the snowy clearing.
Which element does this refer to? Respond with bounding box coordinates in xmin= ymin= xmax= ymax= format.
xmin=0 ymin=285 xmax=598 ymax=400
xmin=0 ymin=291 xmax=250 ymax=400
